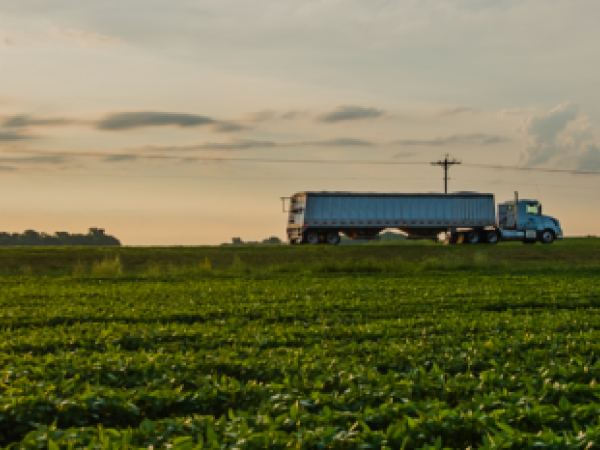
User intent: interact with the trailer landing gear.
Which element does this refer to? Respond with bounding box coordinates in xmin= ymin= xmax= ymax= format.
xmin=444 ymin=233 xmax=458 ymax=245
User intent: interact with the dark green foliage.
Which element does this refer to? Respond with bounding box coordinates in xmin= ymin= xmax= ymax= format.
xmin=0 ymin=228 xmax=120 ymax=247
xmin=1 ymin=240 xmax=600 ymax=448
xmin=0 ymin=237 xmax=596 ymax=277
xmin=222 ymin=236 xmax=283 ymax=246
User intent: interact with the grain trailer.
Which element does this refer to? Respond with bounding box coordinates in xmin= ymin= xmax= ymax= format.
xmin=284 ymin=191 xmax=563 ymax=245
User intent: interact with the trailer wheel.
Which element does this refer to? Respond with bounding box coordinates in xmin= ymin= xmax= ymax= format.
xmin=466 ymin=230 xmax=480 ymax=244
xmin=540 ymin=229 xmax=554 ymax=244
xmin=326 ymin=231 xmax=341 ymax=245
xmin=305 ymin=231 xmax=320 ymax=245
xmin=484 ymin=230 xmax=499 ymax=244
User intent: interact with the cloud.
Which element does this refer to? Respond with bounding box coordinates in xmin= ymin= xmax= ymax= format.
xmin=245 ymin=110 xmax=308 ymax=123
xmin=496 ymin=107 xmax=537 ymax=119
xmin=2 ymin=111 xmax=246 ymax=134
xmin=437 ymin=106 xmax=478 ymax=116
xmin=103 ymin=154 xmax=138 ymax=163
xmin=99 ymin=132 xmax=514 ymax=163
xmin=187 ymin=139 xmax=277 ymax=151
xmin=114 ymin=137 xmax=374 ymax=154
xmin=96 ymin=111 xmax=246 ymax=133
xmin=0 ymin=114 xmax=80 ymax=141
xmin=2 ymin=115 xmax=77 ymax=129
xmin=391 ymin=133 xmax=509 ymax=146
xmin=0 ymin=155 xmax=66 ymax=164
xmin=576 ymin=144 xmax=600 ymax=171
xmin=518 ymin=102 xmax=600 ymax=170
xmin=316 ymin=106 xmax=386 ymax=123
xmin=0 ymin=145 xmax=95 ymax=171
xmin=95 ymin=137 xmax=376 ymax=162
xmin=302 ymin=138 xmax=373 ymax=147
xmin=245 ymin=110 xmax=276 ymax=123
xmin=519 ymin=102 xmax=581 ymax=166
xmin=209 ymin=122 xmax=247 ymax=133
xmin=0 ymin=152 xmax=67 ymax=166
xmin=281 ymin=111 xmax=307 ymax=120
xmin=97 ymin=112 xmax=216 ymax=130
xmin=0 ymin=130 xmax=32 ymax=141
xmin=195 ymin=137 xmax=374 ymax=150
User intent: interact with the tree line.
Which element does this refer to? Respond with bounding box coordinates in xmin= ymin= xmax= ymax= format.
xmin=0 ymin=228 xmax=121 ymax=246
xmin=222 ymin=236 xmax=282 ymax=246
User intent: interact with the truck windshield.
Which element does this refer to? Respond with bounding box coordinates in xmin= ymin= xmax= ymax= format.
xmin=526 ymin=203 xmax=542 ymax=215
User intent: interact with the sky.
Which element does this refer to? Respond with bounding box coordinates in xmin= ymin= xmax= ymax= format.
xmin=1 ymin=0 xmax=599 ymax=245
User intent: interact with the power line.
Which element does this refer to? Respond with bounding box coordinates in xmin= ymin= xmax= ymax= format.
xmin=9 ymin=170 xmax=600 ymax=188
xmin=453 ymin=177 xmax=600 ymax=191
xmin=463 ymin=163 xmax=600 ymax=176
xmin=3 ymin=149 xmax=600 ymax=176
xmin=6 ymin=166 xmax=600 ymax=191
xmin=17 ymin=171 xmax=600 ymax=191
xmin=5 ymin=149 xmax=430 ymax=165
xmin=21 ymin=173 xmax=442 ymax=181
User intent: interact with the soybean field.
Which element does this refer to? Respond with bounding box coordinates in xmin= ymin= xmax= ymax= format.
xmin=1 ymin=239 xmax=600 ymax=449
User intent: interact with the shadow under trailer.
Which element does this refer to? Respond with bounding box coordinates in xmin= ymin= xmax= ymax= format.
xmin=284 ymin=191 xmax=563 ymax=245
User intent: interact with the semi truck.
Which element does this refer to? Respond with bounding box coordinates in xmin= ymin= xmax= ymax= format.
xmin=284 ymin=191 xmax=563 ymax=245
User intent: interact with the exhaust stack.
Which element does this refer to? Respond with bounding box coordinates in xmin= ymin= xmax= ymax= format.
xmin=514 ymin=191 xmax=519 ymax=229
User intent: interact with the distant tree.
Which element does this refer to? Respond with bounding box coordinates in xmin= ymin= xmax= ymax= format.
xmin=0 ymin=232 xmax=11 ymax=246
xmin=262 ymin=236 xmax=282 ymax=245
xmin=21 ymin=229 xmax=41 ymax=245
xmin=0 ymin=229 xmax=121 ymax=246
xmin=55 ymin=232 xmax=70 ymax=245
xmin=89 ymin=228 xmax=105 ymax=237
xmin=40 ymin=232 xmax=59 ymax=246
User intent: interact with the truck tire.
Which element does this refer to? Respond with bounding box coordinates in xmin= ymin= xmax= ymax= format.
xmin=326 ymin=231 xmax=341 ymax=245
xmin=305 ymin=231 xmax=320 ymax=245
xmin=484 ymin=230 xmax=499 ymax=244
xmin=540 ymin=229 xmax=554 ymax=244
xmin=466 ymin=230 xmax=480 ymax=244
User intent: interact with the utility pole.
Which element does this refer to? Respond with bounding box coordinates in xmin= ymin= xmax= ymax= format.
xmin=431 ymin=154 xmax=461 ymax=194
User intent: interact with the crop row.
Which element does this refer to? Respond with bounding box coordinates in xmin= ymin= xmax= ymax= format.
xmin=2 ymin=272 xmax=600 ymax=447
